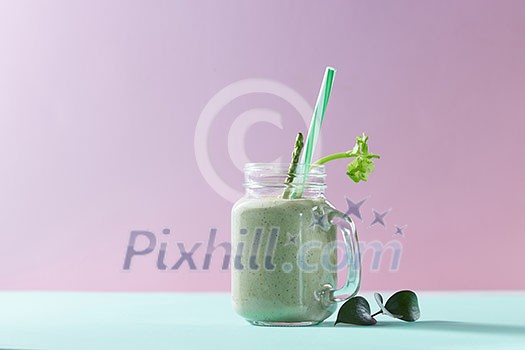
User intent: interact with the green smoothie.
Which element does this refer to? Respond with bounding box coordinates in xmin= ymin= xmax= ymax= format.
xmin=231 ymin=198 xmax=338 ymax=325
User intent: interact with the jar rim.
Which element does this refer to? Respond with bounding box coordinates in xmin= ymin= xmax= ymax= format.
xmin=244 ymin=162 xmax=326 ymax=174
xmin=243 ymin=162 xmax=327 ymax=194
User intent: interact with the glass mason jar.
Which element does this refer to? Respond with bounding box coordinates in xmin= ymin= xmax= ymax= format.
xmin=231 ymin=163 xmax=361 ymax=326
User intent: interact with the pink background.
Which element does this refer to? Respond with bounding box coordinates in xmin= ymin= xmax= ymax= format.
xmin=0 ymin=0 xmax=524 ymax=292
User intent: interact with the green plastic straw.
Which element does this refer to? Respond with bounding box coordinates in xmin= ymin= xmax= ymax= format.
xmin=292 ymin=66 xmax=336 ymax=198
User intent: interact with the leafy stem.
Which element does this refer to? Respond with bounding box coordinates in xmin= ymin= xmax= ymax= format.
xmin=314 ymin=151 xmax=380 ymax=165
xmin=313 ymin=133 xmax=380 ymax=183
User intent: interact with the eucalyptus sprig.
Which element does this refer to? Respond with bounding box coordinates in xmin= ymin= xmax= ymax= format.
xmin=335 ymin=290 xmax=421 ymax=326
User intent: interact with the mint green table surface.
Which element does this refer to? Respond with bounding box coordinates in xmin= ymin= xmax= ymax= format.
xmin=1 ymin=292 xmax=524 ymax=350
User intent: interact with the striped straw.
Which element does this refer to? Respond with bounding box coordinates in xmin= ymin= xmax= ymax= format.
xmin=292 ymin=67 xmax=336 ymax=198
xmin=301 ymin=67 xmax=336 ymax=166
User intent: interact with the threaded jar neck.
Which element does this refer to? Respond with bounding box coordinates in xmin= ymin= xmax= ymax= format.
xmin=243 ymin=163 xmax=326 ymax=199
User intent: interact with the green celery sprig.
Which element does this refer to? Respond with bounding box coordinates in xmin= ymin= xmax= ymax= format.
xmin=313 ymin=133 xmax=380 ymax=183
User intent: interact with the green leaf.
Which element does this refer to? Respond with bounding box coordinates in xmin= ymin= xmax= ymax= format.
xmin=384 ymin=290 xmax=421 ymax=322
xmin=347 ymin=156 xmax=375 ymax=182
xmin=335 ymin=296 xmax=377 ymax=326
xmin=355 ymin=134 xmax=369 ymax=154
xmin=345 ymin=134 xmax=378 ymax=183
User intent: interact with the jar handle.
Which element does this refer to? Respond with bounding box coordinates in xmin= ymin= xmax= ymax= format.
xmin=321 ymin=210 xmax=362 ymax=303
